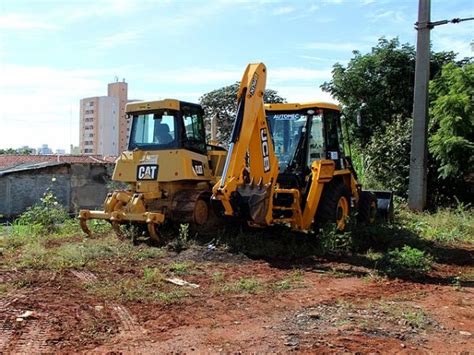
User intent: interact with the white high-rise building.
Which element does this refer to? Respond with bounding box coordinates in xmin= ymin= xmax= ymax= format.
xmin=79 ymin=80 xmax=129 ymax=156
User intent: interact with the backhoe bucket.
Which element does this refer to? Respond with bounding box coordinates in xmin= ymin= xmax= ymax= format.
xmin=367 ymin=190 xmax=394 ymax=222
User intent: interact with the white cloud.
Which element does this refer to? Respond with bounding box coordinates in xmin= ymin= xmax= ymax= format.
xmin=270 ymin=67 xmax=332 ymax=82
xmin=308 ymin=4 xmax=319 ymax=12
xmin=0 ymin=14 xmax=57 ymax=30
xmin=0 ymin=64 xmax=116 ymax=150
xmin=369 ymin=9 xmax=407 ymax=23
xmin=276 ymin=85 xmax=337 ymax=104
xmin=272 ymin=6 xmax=295 ymax=15
xmin=96 ymin=30 xmax=143 ymax=49
xmin=321 ymin=0 xmax=344 ymax=4
xmin=303 ymin=41 xmax=360 ymax=51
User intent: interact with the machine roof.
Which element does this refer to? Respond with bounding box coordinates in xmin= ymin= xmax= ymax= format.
xmin=264 ymin=102 xmax=341 ymax=111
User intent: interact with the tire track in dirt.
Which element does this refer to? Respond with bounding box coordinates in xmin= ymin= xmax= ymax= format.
xmin=70 ymin=269 xmax=98 ymax=282
xmin=8 ymin=322 xmax=52 ymax=354
xmin=70 ymin=270 xmax=144 ymax=335
xmin=1 ymin=291 xmax=51 ymax=353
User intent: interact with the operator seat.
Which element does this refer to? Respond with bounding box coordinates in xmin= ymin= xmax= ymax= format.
xmin=154 ymin=123 xmax=174 ymax=144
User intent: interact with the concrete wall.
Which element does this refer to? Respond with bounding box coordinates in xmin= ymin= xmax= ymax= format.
xmin=70 ymin=163 xmax=112 ymax=211
xmin=0 ymin=163 xmax=113 ymax=217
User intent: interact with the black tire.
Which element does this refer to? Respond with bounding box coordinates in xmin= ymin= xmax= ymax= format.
xmin=357 ymin=191 xmax=378 ymax=225
xmin=314 ymin=181 xmax=352 ymax=232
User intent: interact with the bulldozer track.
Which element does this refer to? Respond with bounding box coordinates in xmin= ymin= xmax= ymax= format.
xmin=70 ymin=270 xmax=143 ymax=334
xmin=7 ymin=322 xmax=52 ymax=354
xmin=112 ymin=305 xmax=143 ymax=333
xmin=70 ymin=270 xmax=98 ymax=283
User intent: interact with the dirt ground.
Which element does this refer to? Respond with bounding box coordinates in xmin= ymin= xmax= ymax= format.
xmin=1 ymin=240 xmax=473 ymax=353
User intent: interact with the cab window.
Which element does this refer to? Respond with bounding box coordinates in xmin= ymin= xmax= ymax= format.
xmin=182 ymin=105 xmax=206 ymax=152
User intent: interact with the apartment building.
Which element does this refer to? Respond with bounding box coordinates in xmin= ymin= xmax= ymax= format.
xmin=79 ymin=80 xmax=131 ymax=155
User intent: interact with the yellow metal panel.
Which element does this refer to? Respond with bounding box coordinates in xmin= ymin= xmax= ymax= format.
xmin=125 ymin=99 xmax=181 ymax=113
xmin=112 ymin=149 xmax=212 ymax=183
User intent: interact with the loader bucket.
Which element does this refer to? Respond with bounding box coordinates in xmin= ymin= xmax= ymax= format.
xmin=366 ymin=190 xmax=394 ymax=222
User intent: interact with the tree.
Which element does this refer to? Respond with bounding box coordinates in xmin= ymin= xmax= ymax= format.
xmin=429 ymin=62 xmax=474 ymax=180
xmin=199 ymin=82 xmax=286 ymax=144
xmin=0 ymin=148 xmax=16 ymax=155
xmin=321 ymin=37 xmax=456 ymax=146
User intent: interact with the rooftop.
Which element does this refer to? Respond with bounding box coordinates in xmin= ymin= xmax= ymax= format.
xmin=0 ymin=155 xmax=116 ymax=169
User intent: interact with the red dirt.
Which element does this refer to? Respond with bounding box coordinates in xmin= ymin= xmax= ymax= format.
xmin=1 ymin=247 xmax=473 ymax=353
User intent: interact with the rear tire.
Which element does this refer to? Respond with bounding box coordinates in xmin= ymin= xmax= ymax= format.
xmin=314 ymin=181 xmax=352 ymax=232
xmin=357 ymin=191 xmax=378 ymax=225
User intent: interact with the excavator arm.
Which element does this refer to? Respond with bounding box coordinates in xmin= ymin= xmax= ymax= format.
xmin=212 ymin=63 xmax=279 ymax=225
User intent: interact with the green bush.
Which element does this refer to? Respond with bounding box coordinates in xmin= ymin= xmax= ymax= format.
xmin=16 ymin=189 xmax=69 ymax=233
xmin=363 ymin=116 xmax=412 ymax=195
xmin=378 ymin=245 xmax=433 ymax=278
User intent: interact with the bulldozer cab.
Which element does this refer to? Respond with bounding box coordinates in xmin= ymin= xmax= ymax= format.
xmin=265 ymin=102 xmax=345 ymax=185
xmin=127 ymin=100 xmax=207 ymax=154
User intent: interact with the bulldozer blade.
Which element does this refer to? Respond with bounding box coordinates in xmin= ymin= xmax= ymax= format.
xmin=367 ymin=190 xmax=394 ymax=222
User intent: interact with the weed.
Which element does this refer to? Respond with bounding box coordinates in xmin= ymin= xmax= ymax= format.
xmin=318 ymin=226 xmax=353 ymax=254
xmin=167 ymin=223 xmax=190 ymax=252
xmin=451 ymin=275 xmax=463 ymax=291
xmin=222 ymin=277 xmax=263 ymax=294
xmin=85 ymin=275 xmax=188 ymax=303
xmin=211 ymin=271 xmax=225 ymax=283
xmin=400 ymin=204 xmax=473 ymax=244
xmin=15 ymin=189 xmax=69 ymax=233
xmin=143 ymin=267 xmax=164 ymax=285
xmin=273 ymin=270 xmax=304 ymax=291
xmin=377 ymin=245 xmax=433 ymax=278
xmin=168 ymin=262 xmax=191 ymax=274
xmin=402 ymin=309 xmax=428 ymax=329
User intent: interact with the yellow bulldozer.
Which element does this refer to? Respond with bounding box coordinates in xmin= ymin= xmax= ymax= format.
xmin=211 ymin=63 xmax=393 ymax=232
xmin=79 ymin=99 xmax=226 ymax=242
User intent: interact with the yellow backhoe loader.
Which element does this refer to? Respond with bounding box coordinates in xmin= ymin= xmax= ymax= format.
xmin=79 ymin=99 xmax=226 ymax=242
xmin=211 ymin=63 xmax=393 ymax=232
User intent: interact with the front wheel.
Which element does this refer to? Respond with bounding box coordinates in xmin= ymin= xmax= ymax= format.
xmin=314 ymin=181 xmax=352 ymax=232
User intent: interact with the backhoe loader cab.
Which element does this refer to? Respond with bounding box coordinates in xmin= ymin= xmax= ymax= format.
xmin=212 ymin=63 xmax=393 ymax=234
xmin=80 ymin=99 xmax=227 ymax=243
xmin=265 ymin=103 xmax=345 ymax=185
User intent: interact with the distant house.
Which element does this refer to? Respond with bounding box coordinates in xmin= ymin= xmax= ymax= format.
xmin=0 ymin=155 xmax=116 ymax=218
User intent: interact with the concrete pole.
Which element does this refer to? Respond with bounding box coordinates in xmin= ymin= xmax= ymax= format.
xmin=408 ymin=0 xmax=431 ymax=211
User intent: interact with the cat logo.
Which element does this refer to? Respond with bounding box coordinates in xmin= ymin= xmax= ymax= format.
xmin=192 ymin=160 xmax=204 ymax=176
xmin=136 ymin=164 xmax=159 ymax=180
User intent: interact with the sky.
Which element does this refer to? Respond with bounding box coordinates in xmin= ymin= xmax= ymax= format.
xmin=0 ymin=0 xmax=472 ymax=152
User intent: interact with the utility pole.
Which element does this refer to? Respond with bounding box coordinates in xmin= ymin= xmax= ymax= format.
xmin=408 ymin=0 xmax=431 ymax=211
xmin=408 ymin=0 xmax=473 ymax=211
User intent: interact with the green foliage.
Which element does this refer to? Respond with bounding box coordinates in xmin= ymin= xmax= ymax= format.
xmin=199 ymin=82 xmax=285 ymax=144
xmin=15 ymin=188 xmax=69 ymax=233
xmin=363 ymin=117 xmax=412 ymax=195
xmin=429 ymin=62 xmax=474 ymax=180
xmin=85 ymin=277 xmax=188 ymax=303
xmin=0 ymin=147 xmax=33 ymax=155
xmin=318 ymin=226 xmax=353 ymax=254
xmin=222 ymin=277 xmax=263 ymax=294
xmin=400 ymin=203 xmax=473 ymax=244
xmin=2 ymin=233 xmax=166 ymax=270
xmin=378 ymin=246 xmax=433 ymax=278
xmin=167 ymin=223 xmax=190 ymax=252
xmin=321 ymin=37 xmax=455 ymax=146
xmin=273 ymin=270 xmax=304 ymax=291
